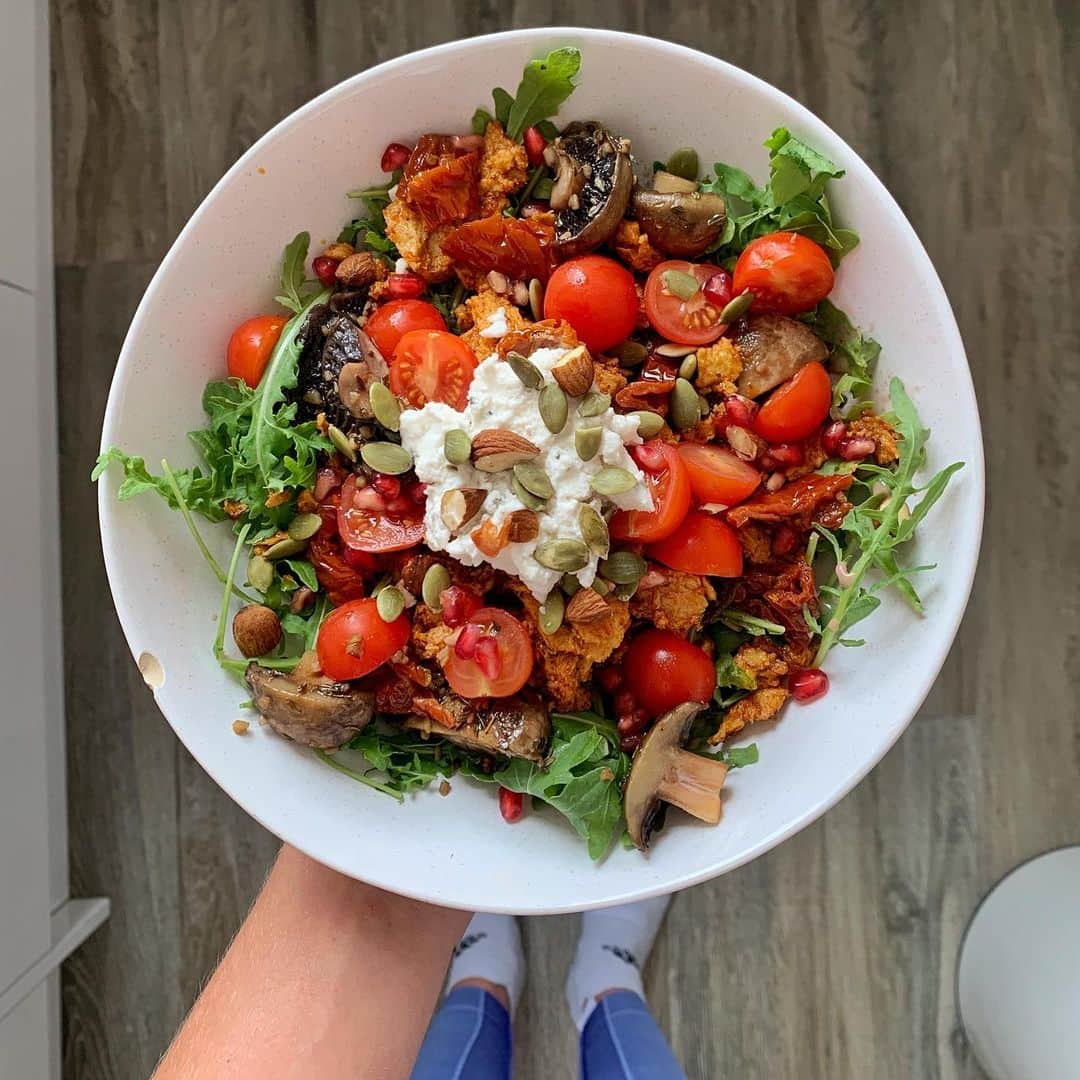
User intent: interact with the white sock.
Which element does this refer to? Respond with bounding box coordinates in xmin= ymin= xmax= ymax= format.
xmin=565 ymin=894 xmax=672 ymax=1030
xmin=446 ymin=912 xmax=525 ymax=1015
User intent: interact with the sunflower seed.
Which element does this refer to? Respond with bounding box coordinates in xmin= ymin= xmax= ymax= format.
xmin=538 ymin=589 xmax=565 ymax=635
xmin=528 ymin=278 xmax=544 ymax=321
xmin=578 ymin=391 xmax=611 ymax=417
xmin=632 ymin=410 xmax=665 ymax=437
xmin=511 ymin=475 xmax=548 ymax=511
xmin=376 ymin=585 xmax=405 ymax=622
xmin=575 ymin=425 xmax=603 ymax=461
xmin=538 ymin=383 xmax=568 ymax=434
xmin=369 ymin=381 xmax=401 ymax=431
xmin=264 ymin=537 xmax=307 ymax=561
xmin=534 ymin=538 xmax=590 ymax=572
xmin=287 ymin=512 xmax=323 ymax=541
xmin=665 ymin=147 xmax=700 ymax=181
xmin=719 ymin=290 xmax=754 ymax=322
xmin=669 ymin=377 xmax=700 ymax=431
xmin=361 ymin=441 xmax=414 ymax=475
xmin=590 ymin=467 xmax=637 ymax=497
xmin=610 ymin=340 xmax=649 ymax=367
xmin=421 ymin=563 xmax=451 ymax=610
xmin=327 ymin=424 xmax=356 ymax=461
xmin=443 ymin=428 xmax=472 ymax=465
xmin=505 ymin=351 xmax=544 ymax=390
xmin=513 ymin=461 xmax=554 ymax=500
xmin=598 ymin=550 xmax=647 ymax=585
xmin=678 ymin=353 xmax=698 ymax=381
xmin=661 ymin=269 xmax=700 ymax=301
xmin=247 ymin=555 xmax=275 ymax=593
xmin=578 ymin=503 xmax=610 ymax=558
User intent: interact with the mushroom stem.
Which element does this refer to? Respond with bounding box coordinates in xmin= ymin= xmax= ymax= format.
xmin=657 ymin=751 xmax=728 ymax=824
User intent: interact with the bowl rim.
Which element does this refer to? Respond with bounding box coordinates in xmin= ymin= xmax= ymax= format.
xmin=99 ymin=26 xmax=985 ymax=911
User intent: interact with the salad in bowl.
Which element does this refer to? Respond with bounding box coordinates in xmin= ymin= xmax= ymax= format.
xmin=96 ymin=47 xmax=961 ymax=860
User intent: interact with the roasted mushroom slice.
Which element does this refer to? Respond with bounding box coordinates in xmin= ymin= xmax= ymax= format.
xmin=548 ymin=121 xmax=633 ymax=258
xmin=733 ymin=313 xmax=828 ymax=399
xmin=630 ymin=186 xmax=727 ymax=259
xmin=245 ymin=660 xmax=375 ymax=749
xmin=623 ymin=701 xmax=728 ymax=850
xmin=403 ymin=696 xmax=551 ymax=764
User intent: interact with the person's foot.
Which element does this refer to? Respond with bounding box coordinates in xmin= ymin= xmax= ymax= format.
xmin=565 ymin=894 xmax=672 ymax=1029
xmin=446 ymin=912 xmax=525 ymax=1015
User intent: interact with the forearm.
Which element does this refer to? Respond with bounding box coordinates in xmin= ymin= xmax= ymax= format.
xmin=155 ymin=845 xmax=469 ymax=1080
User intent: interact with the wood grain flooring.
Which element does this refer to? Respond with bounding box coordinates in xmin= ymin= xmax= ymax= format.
xmin=54 ymin=2 xmax=1079 ymax=1077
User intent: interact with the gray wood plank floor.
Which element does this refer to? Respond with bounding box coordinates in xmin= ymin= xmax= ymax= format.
xmin=55 ymin=2 xmax=1078 ymax=1077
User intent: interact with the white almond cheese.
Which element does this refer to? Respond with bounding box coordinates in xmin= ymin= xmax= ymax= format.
xmin=479 ymin=308 xmax=509 ymax=339
xmin=399 ymin=346 xmax=654 ymax=600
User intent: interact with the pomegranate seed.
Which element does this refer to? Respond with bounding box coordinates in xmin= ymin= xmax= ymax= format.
xmin=768 ymin=443 xmax=804 ymax=467
xmin=454 ymin=622 xmax=483 ymax=660
xmin=380 ymin=141 xmax=411 ymax=173
xmin=703 ymin=270 xmax=733 ymax=309
xmin=474 ymin=635 xmax=502 ymax=679
xmin=773 ymin=524 xmax=800 ymax=556
xmin=724 ymin=395 xmax=759 ymax=429
xmin=839 ymin=436 xmax=877 ymax=461
xmin=406 ymin=480 xmax=427 ymax=505
xmin=385 ymin=272 xmax=426 ymax=300
xmin=371 ymin=473 xmax=401 ymax=499
xmin=822 ymin=420 xmax=847 ymax=456
xmin=313 ymin=467 xmax=342 ymax=502
xmin=499 ymin=787 xmax=524 ymax=823
xmin=313 ymin=256 xmax=340 ymax=288
xmin=632 ymin=706 xmax=650 ymax=726
xmin=759 ymin=453 xmax=777 ymax=471
xmin=614 ymin=689 xmax=637 ymax=717
xmin=440 ymin=586 xmax=483 ymax=628
xmin=630 ymin=442 xmax=667 ymax=474
xmin=791 ymin=668 xmax=829 ymax=703
xmin=520 ymin=200 xmax=549 ymax=218
xmin=620 ymin=734 xmax=642 ymax=754
xmin=451 ymin=134 xmax=485 ymax=152
xmin=523 ymin=126 xmax=548 ymax=167
xmin=598 ymin=666 xmax=623 ymax=693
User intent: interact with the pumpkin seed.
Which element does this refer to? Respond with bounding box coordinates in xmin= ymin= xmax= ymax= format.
xmin=421 ymin=563 xmax=450 ymax=610
xmin=287 ymin=512 xmax=323 ymax=541
xmin=661 ymin=268 xmax=700 ymax=301
xmin=538 ymin=589 xmax=565 ymax=635
xmin=246 ymin=555 xmax=274 ymax=593
xmin=632 ymin=410 xmax=665 ymax=437
xmin=511 ymin=475 xmax=547 ymax=511
xmin=528 ymin=278 xmax=544 ymax=321
xmin=613 ymin=580 xmax=639 ymax=601
xmin=699 ymin=393 xmax=711 ymax=418
xmin=369 ymin=381 xmax=401 ymax=431
xmin=590 ymin=467 xmax=637 ymax=497
xmin=669 ymin=377 xmax=699 ymax=431
xmin=376 ymin=585 xmax=405 ymax=623
xmin=327 ymin=424 xmax=356 ymax=461
xmin=598 ymin=550 xmax=647 ymax=585
xmin=361 ymin=441 xmax=414 ymax=475
xmin=443 ymin=428 xmax=472 ymax=465
xmin=678 ymin=353 xmax=698 ymax=381
xmin=655 ymin=342 xmax=698 ymax=358
xmin=534 ymin=538 xmax=590 ymax=572
xmin=578 ymin=503 xmax=610 ymax=558
xmin=578 ymin=391 xmax=611 ymax=418
xmin=264 ymin=537 xmax=307 ymax=561
xmin=610 ymin=339 xmax=649 ymax=367
xmin=560 ymin=573 xmax=582 ymax=596
xmin=719 ymin=290 xmax=754 ymax=323
xmin=591 ymin=577 xmax=612 ymax=596
xmin=538 ymin=383 xmax=568 ymax=434
xmin=506 ymin=350 xmax=544 ymax=390
xmin=665 ymin=147 xmax=700 ymax=181
xmin=513 ymin=461 xmax=554 ymax=500
xmin=575 ymin=425 xmax=602 ymax=461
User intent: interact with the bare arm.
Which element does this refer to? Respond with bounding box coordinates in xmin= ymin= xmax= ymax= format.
xmin=155 ymin=845 xmax=469 ymax=1080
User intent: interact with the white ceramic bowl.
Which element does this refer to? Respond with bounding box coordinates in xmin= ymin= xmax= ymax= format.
xmin=98 ymin=28 xmax=983 ymax=913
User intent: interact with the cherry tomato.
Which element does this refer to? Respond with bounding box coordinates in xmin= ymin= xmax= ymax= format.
xmin=364 ymin=300 xmax=447 ymax=360
xmin=621 ymin=629 xmax=717 ymax=718
xmin=390 ymin=329 xmax=477 ymax=409
xmin=676 ymin=443 xmax=761 ymax=506
xmin=337 ymin=473 xmax=424 ymax=553
xmin=610 ymin=440 xmax=692 ymax=544
xmin=643 ymin=260 xmax=728 ymax=346
xmin=316 ymin=598 xmax=410 ymax=681
xmin=754 ymin=361 xmax=833 ymax=443
xmin=443 ymin=608 xmax=534 ymax=699
xmin=733 ymin=232 xmax=835 ymax=316
xmin=647 ymin=510 xmax=744 ymax=577
xmin=226 ymin=314 xmax=289 ymax=387
xmin=544 ymin=255 xmax=638 ymax=353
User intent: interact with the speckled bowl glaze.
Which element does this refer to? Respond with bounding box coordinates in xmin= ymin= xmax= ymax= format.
xmin=98 ymin=28 xmax=983 ymax=913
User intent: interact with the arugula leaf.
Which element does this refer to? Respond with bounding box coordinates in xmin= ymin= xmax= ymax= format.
xmin=493 ymin=87 xmax=514 ymax=128
xmin=716 ymin=653 xmax=756 ymax=692
xmin=719 ymin=743 xmax=760 ymax=769
xmin=801 ymin=299 xmax=882 ymax=412
xmin=346 ymin=730 xmax=465 ymax=795
xmin=273 ymin=232 xmax=319 ymax=315
xmin=482 ymin=48 xmax=582 ymax=142
xmin=342 ymin=178 xmax=400 ymax=262
xmin=472 ymin=107 xmax=494 ymax=135
xmin=717 ymin=609 xmax=786 ymax=636
xmin=93 ymin=447 xmax=225 ymax=521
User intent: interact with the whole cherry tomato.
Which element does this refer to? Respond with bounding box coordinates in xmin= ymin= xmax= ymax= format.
xmin=610 ymin=440 xmax=692 ymax=544
xmin=364 ymin=300 xmax=447 ymax=361
xmin=226 ymin=314 xmax=289 ymax=387
xmin=621 ymin=629 xmax=717 ymax=718
xmin=733 ymin=232 xmax=835 ymax=315
xmin=544 ymin=255 xmax=639 ymax=353
xmin=754 ymin=361 xmax=833 ymax=443
xmin=316 ymin=597 xmax=410 ymax=681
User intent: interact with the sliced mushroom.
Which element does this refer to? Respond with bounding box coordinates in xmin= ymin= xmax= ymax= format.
xmin=630 ymin=186 xmax=727 ymax=258
xmin=245 ymin=658 xmax=375 ymax=749
xmin=549 ymin=122 xmax=634 ymax=258
xmin=733 ymin=314 xmax=828 ymax=399
xmin=652 ymin=170 xmax=699 ymax=195
xmin=623 ymin=701 xmax=728 ymax=850
xmin=403 ymin=695 xmax=551 ymax=764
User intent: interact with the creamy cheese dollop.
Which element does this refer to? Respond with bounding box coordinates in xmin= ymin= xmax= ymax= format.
xmin=399 ymin=346 xmax=654 ymax=600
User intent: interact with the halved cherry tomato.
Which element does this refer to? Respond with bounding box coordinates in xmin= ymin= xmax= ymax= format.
xmin=316 ymin=597 xmax=410 ymax=681
xmin=337 ymin=473 xmax=424 ymax=553
xmin=733 ymin=232 xmax=835 ymax=316
xmin=390 ymin=329 xmax=477 ymax=409
xmin=676 ymin=443 xmax=761 ymax=506
xmin=643 ymin=260 xmax=728 ymax=346
xmin=754 ymin=361 xmax=832 ymax=443
xmin=226 ymin=314 xmax=289 ymax=387
xmin=647 ymin=510 xmax=744 ymax=577
xmin=544 ymin=255 xmax=639 ymax=353
xmin=443 ymin=608 xmax=534 ymax=699
xmin=364 ymin=300 xmax=447 ymax=361
xmin=609 ymin=440 xmax=692 ymax=544
xmin=621 ymin=629 xmax=717 ymax=718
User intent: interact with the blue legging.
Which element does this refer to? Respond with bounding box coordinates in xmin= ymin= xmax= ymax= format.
xmin=410 ymin=986 xmax=687 ymax=1079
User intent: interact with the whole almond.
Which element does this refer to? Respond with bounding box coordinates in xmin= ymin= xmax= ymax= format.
xmin=471 ymin=429 xmax=541 ymax=472
xmin=506 ymin=508 xmax=540 ymax=543
xmin=565 ymin=588 xmax=611 ymax=625
xmin=440 ymin=488 xmax=487 ymax=533
xmin=335 ymin=251 xmax=379 ymax=288
xmin=551 ymin=345 xmax=595 ymax=397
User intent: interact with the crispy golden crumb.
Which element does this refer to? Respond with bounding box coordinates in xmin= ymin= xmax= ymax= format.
xmin=611 ymin=219 xmax=664 ymax=272
xmin=737 ymin=524 xmax=774 ymax=564
xmin=708 ymin=687 xmax=789 ymax=744
xmin=850 ymin=414 xmax=901 ymax=464
xmin=684 ymin=404 xmax=724 ymax=443
xmin=592 ymin=359 xmax=628 ymax=397
xmin=232 ymin=719 xmax=250 ymax=735
xmin=695 ymin=338 xmax=743 ymax=395
xmin=457 ymin=287 xmax=531 ymax=361
xmin=734 ymin=640 xmax=789 ymax=688
xmin=479 ymin=122 xmax=529 ymax=216
xmin=630 ymin=568 xmax=714 ymax=634
xmin=383 ymin=199 xmax=455 ymax=282
xmin=411 ymin=611 xmax=457 ymax=664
